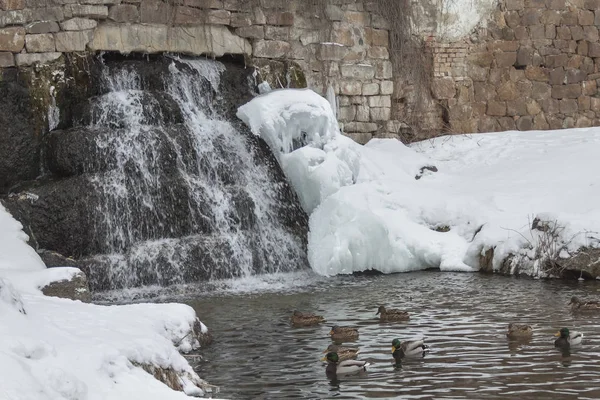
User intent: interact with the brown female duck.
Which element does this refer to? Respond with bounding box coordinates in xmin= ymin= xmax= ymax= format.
xmin=322 ymin=344 xmax=360 ymax=361
xmin=376 ymin=305 xmax=410 ymax=322
xmin=329 ymin=325 xmax=359 ymax=342
xmin=290 ymin=310 xmax=325 ymax=326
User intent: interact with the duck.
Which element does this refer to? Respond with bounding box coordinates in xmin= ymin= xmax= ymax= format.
xmin=569 ymin=296 xmax=600 ymax=311
xmin=323 ymin=344 xmax=360 ymax=361
xmin=322 ymin=352 xmax=370 ymax=377
xmin=554 ymin=327 xmax=583 ymax=349
xmin=290 ymin=310 xmax=325 ymax=326
xmin=391 ymin=338 xmax=429 ymax=363
xmin=329 ymin=325 xmax=359 ymax=342
xmin=376 ymin=305 xmax=410 ymax=322
xmin=506 ymin=323 xmax=533 ymax=339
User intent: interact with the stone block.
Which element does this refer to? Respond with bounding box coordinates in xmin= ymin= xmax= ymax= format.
xmin=539 ymin=98 xmax=560 ymax=113
xmin=0 ymin=0 xmax=23 ymax=10
xmin=525 ymin=0 xmax=544 ymax=6
xmin=344 ymin=121 xmax=378 ymax=132
xmin=108 ymin=4 xmax=138 ymax=22
xmin=362 ymin=82 xmax=379 ymax=96
xmin=505 ymin=0 xmax=524 ymax=10
xmin=26 ymin=21 xmax=60 ymax=33
xmin=340 ymin=80 xmax=361 ymax=95
xmin=582 ymin=79 xmax=597 ymax=95
xmin=374 ymin=60 xmax=392 ymax=79
xmin=25 ymin=33 xmax=54 ymax=52
xmin=516 ymin=116 xmax=534 ymax=130
xmin=344 ymin=131 xmax=372 ymax=144
xmin=368 ymin=46 xmax=388 ymax=59
xmin=566 ymin=68 xmax=587 ymax=84
xmin=516 ymin=47 xmax=533 ymax=66
xmin=184 ymin=0 xmax=222 ymax=8
xmin=230 ymin=12 xmax=251 ymax=27
xmin=54 ymin=29 xmax=93 ymax=51
xmin=253 ymin=40 xmax=289 ymax=58
xmin=174 ymin=6 xmax=204 ymax=24
xmin=60 ymin=17 xmax=97 ymax=30
xmin=371 ymin=14 xmax=389 ymax=29
xmin=579 ymin=95 xmax=591 ymax=110
xmin=580 ymin=9 xmax=595 ymax=25
xmin=341 ymin=63 xmax=375 ymax=79
xmin=0 ymin=26 xmax=24 ymax=52
xmin=495 ymin=52 xmax=517 ymax=67
xmin=350 ymin=96 xmax=366 ymax=105
xmin=89 ymin=24 xmax=251 ymax=56
xmin=80 ymin=0 xmax=120 ymax=4
xmin=559 ymin=98 xmax=578 ymax=113
xmin=69 ymin=4 xmax=108 ymax=18
xmin=522 ymin=9 xmax=540 ymax=25
xmin=0 ymin=50 xmax=13 ymax=66
xmin=140 ymin=0 xmax=171 ymax=23
xmin=585 ymin=0 xmax=600 ymax=9
xmin=370 ymin=107 xmax=390 ymax=121
xmin=338 ymin=105 xmax=355 ymax=122
xmin=526 ymin=99 xmax=542 ymax=115
xmin=547 ymin=0 xmax=566 ymax=9
xmin=432 ymin=77 xmax=455 ymax=99
xmin=570 ymin=26 xmax=584 ymax=41
xmin=507 ymin=98 xmax=528 ymax=116
xmin=266 ymin=11 xmax=293 ymax=26
xmin=264 ymin=26 xmax=288 ymax=41
xmin=541 ymin=10 xmax=561 ymax=25
xmin=365 ymin=27 xmax=388 ymax=47
xmin=556 ymin=25 xmax=570 ymax=40
xmin=530 ymin=25 xmax=545 ymax=40
xmin=545 ymin=53 xmax=568 ymax=68
xmin=325 ymin=4 xmax=343 ymax=21
xmin=584 ymin=26 xmax=599 ymax=42
xmin=0 ymin=9 xmax=31 ymax=26
xmin=568 ymin=54 xmax=584 ymax=69
xmin=552 ymin=84 xmax=581 ymax=98
xmin=207 ymin=9 xmax=230 ymax=24
xmin=343 ymin=11 xmax=367 ymax=25
xmin=356 ymin=104 xmax=369 ymax=121
xmin=504 ymin=11 xmax=520 ymax=28
xmin=235 ymin=25 xmax=263 ymax=39
xmin=545 ymin=24 xmax=556 ymax=39
xmin=591 ymin=96 xmax=600 ymax=111
xmin=317 ymin=43 xmax=347 ymax=61
xmin=562 ymin=11 xmax=578 ymax=25
xmin=497 ymin=81 xmax=519 ymax=101
xmin=525 ymin=65 xmax=549 ymax=81
xmin=380 ymin=80 xmax=393 ymax=95
xmin=15 ymin=51 xmax=61 ymax=66
xmin=589 ymin=42 xmax=600 ymax=57
xmin=368 ymin=95 xmax=391 ymax=107
xmin=576 ymin=115 xmax=592 ymax=127
xmin=531 ymin=81 xmax=551 ymax=99
xmin=487 ymin=101 xmax=507 ymax=116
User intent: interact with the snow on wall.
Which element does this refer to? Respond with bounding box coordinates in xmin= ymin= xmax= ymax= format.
xmin=432 ymin=0 xmax=498 ymax=41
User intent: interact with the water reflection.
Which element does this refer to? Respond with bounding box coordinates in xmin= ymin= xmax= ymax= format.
xmin=187 ymin=272 xmax=600 ymax=399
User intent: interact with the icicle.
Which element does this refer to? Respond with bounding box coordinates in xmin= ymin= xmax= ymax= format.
xmin=326 ymin=84 xmax=337 ymax=119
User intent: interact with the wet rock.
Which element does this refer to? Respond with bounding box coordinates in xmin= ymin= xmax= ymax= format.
xmin=556 ymin=247 xmax=600 ymax=279
xmin=0 ymin=69 xmax=39 ymax=193
xmin=39 ymin=249 xmax=79 ymax=268
xmin=41 ymin=268 xmax=92 ymax=303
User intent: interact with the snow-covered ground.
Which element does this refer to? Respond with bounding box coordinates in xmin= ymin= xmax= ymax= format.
xmin=0 ymin=203 xmax=217 ymax=400
xmin=238 ymin=88 xmax=600 ymax=278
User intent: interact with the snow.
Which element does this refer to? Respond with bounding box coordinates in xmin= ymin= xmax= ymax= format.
xmin=0 ymin=205 xmax=219 ymax=399
xmin=238 ymin=88 xmax=600 ymax=278
xmin=434 ymin=0 xmax=498 ymax=41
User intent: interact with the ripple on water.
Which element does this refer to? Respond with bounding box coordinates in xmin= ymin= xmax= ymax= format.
xmin=182 ymin=272 xmax=600 ymax=399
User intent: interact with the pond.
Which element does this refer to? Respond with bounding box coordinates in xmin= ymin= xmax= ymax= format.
xmin=184 ymin=271 xmax=600 ymax=399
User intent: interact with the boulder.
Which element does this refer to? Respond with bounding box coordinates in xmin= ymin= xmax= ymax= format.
xmin=41 ymin=268 xmax=92 ymax=303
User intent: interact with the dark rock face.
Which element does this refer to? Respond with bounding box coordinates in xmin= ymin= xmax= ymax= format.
xmin=41 ymin=268 xmax=92 ymax=303
xmin=4 ymin=53 xmax=309 ymax=291
xmin=0 ymin=69 xmax=39 ymax=193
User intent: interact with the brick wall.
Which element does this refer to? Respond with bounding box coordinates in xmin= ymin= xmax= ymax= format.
xmin=432 ymin=0 xmax=600 ymax=134
xmin=0 ymin=0 xmax=411 ymax=144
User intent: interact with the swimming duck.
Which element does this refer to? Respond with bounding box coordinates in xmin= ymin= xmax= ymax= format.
xmin=391 ymin=338 xmax=429 ymax=362
xmin=376 ymin=305 xmax=410 ymax=322
xmin=329 ymin=325 xmax=359 ymax=342
xmin=323 ymin=344 xmax=360 ymax=361
xmin=554 ymin=328 xmax=583 ymax=349
xmin=569 ymin=296 xmax=600 ymax=311
xmin=322 ymin=352 xmax=370 ymax=377
xmin=290 ymin=310 xmax=325 ymax=326
xmin=506 ymin=323 xmax=533 ymax=339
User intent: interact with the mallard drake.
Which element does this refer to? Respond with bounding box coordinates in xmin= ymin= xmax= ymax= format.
xmin=329 ymin=325 xmax=359 ymax=342
xmin=376 ymin=305 xmax=410 ymax=322
xmin=391 ymin=338 xmax=429 ymax=362
xmin=554 ymin=328 xmax=583 ymax=349
xmin=569 ymin=296 xmax=600 ymax=311
xmin=322 ymin=352 xmax=370 ymax=377
xmin=506 ymin=323 xmax=533 ymax=339
xmin=323 ymin=344 xmax=360 ymax=361
xmin=290 ymin=310 xmax=325 ymax=326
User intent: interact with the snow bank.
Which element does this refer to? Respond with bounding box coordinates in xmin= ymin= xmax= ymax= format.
xmin=238 ymin=88 xmax=600 ymax=278
xmin=0 ymin=206 xmax=217 ymax=399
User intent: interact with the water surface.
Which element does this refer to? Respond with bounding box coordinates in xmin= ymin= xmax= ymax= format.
xmin=186 ymin=272 xmax=600 ymax=399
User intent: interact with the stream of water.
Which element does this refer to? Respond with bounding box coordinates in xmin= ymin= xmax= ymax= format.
xmin=179 ymin=271 xmax=600 ymax=399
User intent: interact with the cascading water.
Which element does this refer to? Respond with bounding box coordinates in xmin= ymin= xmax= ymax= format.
xmin=15 ymin=54 xmax=309 ymax=291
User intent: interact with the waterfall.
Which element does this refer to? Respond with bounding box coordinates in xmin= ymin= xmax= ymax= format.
xmin=53 ymin=56 xmax=309 ymax=290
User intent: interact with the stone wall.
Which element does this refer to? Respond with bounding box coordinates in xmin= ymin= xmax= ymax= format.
xmin=433 ymin=0 xmax=600 ymax=133
xmin=0 ymin=0 xmax=406 ymax=144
